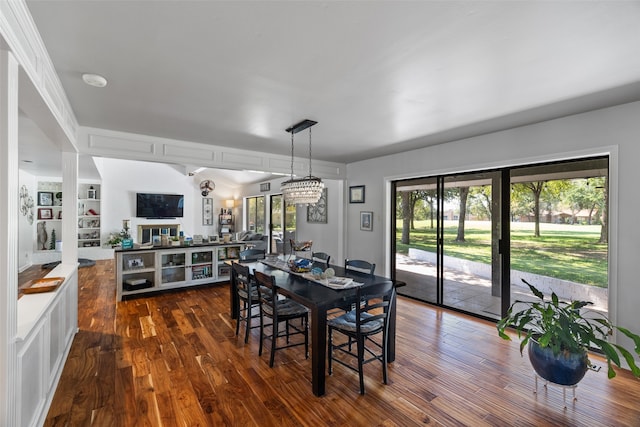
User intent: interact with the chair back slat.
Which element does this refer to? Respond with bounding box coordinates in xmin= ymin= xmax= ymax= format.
xmin=356 ymin=281 xmax=395 ymax=330
xmin=232 ymin=262 xmax=251 ymax=292
xmin=345 ymin=259 xmax=376 ymax=275
xmin=254 ymin=270 xmax=276 ymax=306
xmin=311 ymin=252 xmax=331 ymax=267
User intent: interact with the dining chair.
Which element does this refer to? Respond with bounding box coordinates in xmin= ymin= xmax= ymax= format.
xmin=311 ymin=252 xmax=331 ymax=267
xmin=232 ymin=262 xmax=261 ymax=343
xmin=239 ymin=248 xmax=266 ymax=262
xmin=254 ymin=270 xmax=309 ymax=367
xmin=328 ymin=280 xmax=395 ymax=394
xmin=345 ymin=259 xmax=376 ymax=275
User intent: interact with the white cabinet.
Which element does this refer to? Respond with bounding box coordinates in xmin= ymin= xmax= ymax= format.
xmin=115 ymin=243 xmax=245 ymax=300
xmin=117 ymin=251 xmax=156 ymax=299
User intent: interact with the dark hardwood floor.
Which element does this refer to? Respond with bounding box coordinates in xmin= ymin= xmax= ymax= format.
xmin=36 ymin=260 xmax=640 ymax=426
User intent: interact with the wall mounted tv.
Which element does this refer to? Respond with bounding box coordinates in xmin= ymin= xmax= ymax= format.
xmin=136 ymin=193 xmax=184 ymax=219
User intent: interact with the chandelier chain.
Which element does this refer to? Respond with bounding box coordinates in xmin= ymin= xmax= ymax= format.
xmin=290 ymin=130 xmax=295 ymax=179
xmin=308 ymin=127 xmax=312 ymax=177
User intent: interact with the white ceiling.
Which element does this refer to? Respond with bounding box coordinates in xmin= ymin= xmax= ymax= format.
xmin=20 ymin=1 xmax=640 ymax=175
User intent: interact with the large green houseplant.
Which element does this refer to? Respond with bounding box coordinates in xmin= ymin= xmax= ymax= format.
xmin=497 ymin=279 xmax=640 ymax=383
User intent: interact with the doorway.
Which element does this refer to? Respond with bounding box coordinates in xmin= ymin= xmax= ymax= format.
xmin=392 ymin=156 xmax=609 ymax=320
xmin=269 ymin=194 xmax=297 ymax=255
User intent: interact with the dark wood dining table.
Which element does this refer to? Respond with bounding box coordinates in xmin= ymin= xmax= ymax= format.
xmin=229 ymin=259 xmax=402 ymax=397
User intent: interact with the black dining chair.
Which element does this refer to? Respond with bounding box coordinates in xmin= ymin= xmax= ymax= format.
xmin=239 ymin=248 xmax=266 ymax=262
xmin=311 ymin=252 xmax=331 ymax=267
xmin=328 ymin=280 xmax=396 ymax=394
xmin=232 ymin=262 xmax=261 ymax=343
xmin=254 ymin=270 xmax=309 ymax=367
xmin=345 ymin=259 xmax=376 ymax=275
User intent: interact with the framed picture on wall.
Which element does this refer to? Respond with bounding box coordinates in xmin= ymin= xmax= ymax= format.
xmin=38 ymin=208 xmax=53 ymax=220
xmin=38 ymin=191 xmax=53 ymax=206
xmin=203 ymin=197 xmax=213 ymax=225
xmin=360 ymin=211 xmax=373 ymax=231
xmin=349 ymin=186 xmax=365 ymax=203
xmin=307 ymin=188 xmax=328 ymax=223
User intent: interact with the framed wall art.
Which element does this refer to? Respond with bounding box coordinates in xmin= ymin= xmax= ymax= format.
xmin=307 ymin=188 xmax=328 ymax=224
xmin=360 ymin=211 xmax=373 ymax=231
xmin=203 ymin=197 xmax=213 ymax=225
xmin=38 ymin=191 xmax=53 ymax=206
xmin=349 ymin=185 xmax=365 ymax=203
xmin=38 ymin=208 xmax=53 ymax=220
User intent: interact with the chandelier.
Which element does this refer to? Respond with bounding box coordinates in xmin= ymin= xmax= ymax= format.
xmin=281 ymin=119 xmax=325 ymax=205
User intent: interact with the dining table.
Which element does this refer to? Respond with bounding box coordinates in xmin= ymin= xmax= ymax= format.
xmin=229 ymin=258 xmax=403 ymax=397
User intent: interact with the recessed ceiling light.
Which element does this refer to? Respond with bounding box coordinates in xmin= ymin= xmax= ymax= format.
xmin=82 ymin=73 xmax=108 ymax=88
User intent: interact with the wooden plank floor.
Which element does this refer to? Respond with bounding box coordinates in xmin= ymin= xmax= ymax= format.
xmin=39 ymin=259 xmax=640 ymax=426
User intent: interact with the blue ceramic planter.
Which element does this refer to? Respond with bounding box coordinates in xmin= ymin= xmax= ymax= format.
xmin=528 ymin=340 xmax=588 ymax=386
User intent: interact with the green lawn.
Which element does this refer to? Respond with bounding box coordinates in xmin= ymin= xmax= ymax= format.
xmin=396 ymin=220 xmax=608 ymax=287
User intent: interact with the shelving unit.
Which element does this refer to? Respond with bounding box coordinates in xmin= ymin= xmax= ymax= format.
xmin=35 ymin=181 xmax=62 ymax=251
xmin=34 ymin=180 xmax=102 ymax=250
xmin=77 ymin=183 xmax=101 ymax=248
xmin=115 ymin=242 xmax=244 ymax=300
xmin=216 ymin=245 xmax=240 ymax=279
xmin=189 ymin=250 xmax=214 ymax=282
xmin=118 ymin=251 xmax=156 ymax=296
xmin=219 ymin=213 xmax=234 ymax=237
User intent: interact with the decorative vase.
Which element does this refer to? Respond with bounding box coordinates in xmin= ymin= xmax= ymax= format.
xmin=37 ymin=221 xmax=48 ymax=250
xmin=528 ymin=339 xmax=588 ymax=386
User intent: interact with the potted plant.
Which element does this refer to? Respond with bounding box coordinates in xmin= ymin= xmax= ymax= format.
xmin=107 ymin=233 xmax=122 ymax=248
xmin=497 ymin=279 xmax=640 ymax=385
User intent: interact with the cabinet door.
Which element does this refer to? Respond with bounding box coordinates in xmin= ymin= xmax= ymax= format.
xmin=189 ymin=249 xmax=215 ymax=282
xmin=159 ymin=251 xmax=186 ymax=285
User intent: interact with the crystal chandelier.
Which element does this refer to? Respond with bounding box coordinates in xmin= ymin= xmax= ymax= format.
xmin=281 ymin=119 xmax=325 ymax=205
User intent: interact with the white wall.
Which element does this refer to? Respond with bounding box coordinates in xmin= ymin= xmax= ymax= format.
xmin=17 ymin=169 xmax=36 ymax=271
xmin=239 ymin=176 xmax=344 ymax=262
xmin=346 ymin=100 xmax=640 ymax=353
xmin=98 ymin=158 xmax=237 ymax=245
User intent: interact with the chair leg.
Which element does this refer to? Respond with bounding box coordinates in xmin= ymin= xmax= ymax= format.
xmin=357 ymin=335 xmax=366 ymax=395
xmin=286 ymin=320 xmax=290 ymax=343
xmin=382 ymin=332 xmax=388 ymax=385
xmin=244 ymin=303 xmax=252 ymax=343
xmin=235 ymin=300 xmax=242 ymax=336
xmin=258 ymin=311 xmax=264 ymax=356
xmin=269 ymin=318 xmax=278 ymax=367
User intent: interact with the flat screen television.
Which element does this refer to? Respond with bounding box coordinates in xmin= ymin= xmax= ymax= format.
xmin=136 ymin=193 xmax=184 ymax=219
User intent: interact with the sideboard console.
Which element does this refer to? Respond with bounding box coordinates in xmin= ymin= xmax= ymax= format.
xmin=115 ymin=242 xmax=244 ymax=300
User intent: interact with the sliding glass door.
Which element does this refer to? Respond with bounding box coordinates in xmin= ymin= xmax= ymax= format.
xmin=392 ymin=156 xmax=609 ymax=320
xmin=394 ymin=177 xmax=439 ymax=305
xmin=269 ymin=194 xmax=296 ymax=255
xmin=441 ymin=171 xmax=502 ymax=318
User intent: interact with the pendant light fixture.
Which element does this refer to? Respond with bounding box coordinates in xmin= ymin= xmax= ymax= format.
xmin=280 ymin=119 xmax=325 ymax=205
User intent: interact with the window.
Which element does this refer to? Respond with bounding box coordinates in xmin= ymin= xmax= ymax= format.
xmin=245 ymin=196 xmax=265 ymax=233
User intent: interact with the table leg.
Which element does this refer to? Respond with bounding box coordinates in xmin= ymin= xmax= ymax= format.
xmin=311 ymin=306 xmax=327 ymax=396
xmin=387 ymin=292 xmax=397 ymax=362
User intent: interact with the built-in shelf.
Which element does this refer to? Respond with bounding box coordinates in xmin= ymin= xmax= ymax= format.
xmin=115 ymin=242 xmax=245 ymax=300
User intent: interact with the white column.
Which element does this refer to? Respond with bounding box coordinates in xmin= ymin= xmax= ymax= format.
xmin=0 ymin=48 xmax=20 ymax=427
xmin=61 ymin=152 xmax=79 ymax=265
